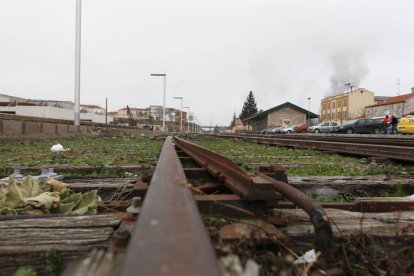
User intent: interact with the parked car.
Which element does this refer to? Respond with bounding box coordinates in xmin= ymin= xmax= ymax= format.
xmin=307 ymin=121 xmax=339 ymax=133
xmin=281 ymin=125 xmax=297 ymax=134
xmin=337 ymin=118 xmax=384 ymax=134
xmin=294 ymin=123 xmax=309 ymax=133
xmin=397 ymin=115 xmax=414 ymax=134
xmin=268 ymin=126 xmax=284 ymax=134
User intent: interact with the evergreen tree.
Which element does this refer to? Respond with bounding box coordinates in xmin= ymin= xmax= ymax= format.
xmin=239 ymin=91 xmax=258 ymax=121
xmin=230 ymin=112 xmax=236 ymax=127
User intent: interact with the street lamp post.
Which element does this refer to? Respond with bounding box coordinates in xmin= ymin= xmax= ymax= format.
xmin=74 ymin=0 xmax=82 ymax=127
xmin=150 ymin=73 xmax=167 ymax=131
xmin=173 ymin=96 xmax=183 ymax=132
xmin=183 ymin=106 xmax=190 ymax=132
xmin=307 ymin=97 xmax=311 ymax=124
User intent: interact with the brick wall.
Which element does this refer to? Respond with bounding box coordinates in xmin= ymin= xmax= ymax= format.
xmin=0 ymin=115 xmax=153 ymax=139
xmin=267 ymin=107 xmax=306 ymax=127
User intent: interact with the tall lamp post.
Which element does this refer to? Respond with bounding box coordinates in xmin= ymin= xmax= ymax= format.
xmin=183 ymin=106 xmax=190 ymax=132
xmin=173 ymin=96 xmax=183 ymax=132
xmin=150 ymin=73 xmax=167 ymax=131
xmin=307 ymin=97 xmax=311 ymax=124
xmin=74 ymin=0 xmax=82 ymax=127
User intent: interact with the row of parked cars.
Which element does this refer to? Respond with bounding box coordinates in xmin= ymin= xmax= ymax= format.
xmin=258 ymin=115 xmax=414 ymax=135
xmin=259 ymin=124 xmax=309 ymax=134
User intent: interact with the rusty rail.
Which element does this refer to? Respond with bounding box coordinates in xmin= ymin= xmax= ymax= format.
xmin=120 ymin=137 xmax=221 ymax=276
xmin=173 ymin=136 xmax=335 ymax=259
xmin=227 ymin=133 xmax=414 ymax=147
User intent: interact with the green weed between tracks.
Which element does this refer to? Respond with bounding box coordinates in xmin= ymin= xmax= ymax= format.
xmin=189 ymin=137 xmax=414 ymax=176
xmin=0 ymin=137 xmax=162 ymax=168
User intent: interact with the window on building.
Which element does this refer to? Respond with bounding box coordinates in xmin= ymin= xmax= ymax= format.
xmin=332 ymin=102 xmax=336 ymax=109
xmin=343 ymin=111 xmax=347 ymax=119
xmin=344 ymin=99 xmax=347 ymax=107
xmin=337 ymin=112 xmax=341 ymax=119
xmin=338 ymin=101 xmax=341 ymax=108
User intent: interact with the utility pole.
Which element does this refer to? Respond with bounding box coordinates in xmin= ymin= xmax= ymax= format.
xmin=105 ymin=97 xmax=107 ymax=126
xmin=397 ymin=79 xmax=400 ymax=96
xmin=150 ymin=74 xmax=167 ymax=131
xmin=74 ymin=0 xmax=82 ymax=127
xmin=173 ymin=96 xmax=183 ymax=132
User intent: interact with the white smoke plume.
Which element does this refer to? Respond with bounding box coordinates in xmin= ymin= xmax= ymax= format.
xmin=329 ymin=49 xmax=370 ymax=95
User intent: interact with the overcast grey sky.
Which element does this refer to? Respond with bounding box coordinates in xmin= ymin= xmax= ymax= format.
xmin=1 ymin=0 xmax=413 ymax=126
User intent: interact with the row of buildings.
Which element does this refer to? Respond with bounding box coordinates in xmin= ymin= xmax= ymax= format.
xmin=0 ymin=94 xmax=193 ymax=130
xmin=238 ymin=87 xmax=414 ymax=133
xmin=111 ymin=106 xmax=188 ymax=126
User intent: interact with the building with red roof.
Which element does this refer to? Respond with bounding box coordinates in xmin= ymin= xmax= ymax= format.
xmin=365 ymin=89 xmax=414 ymax=118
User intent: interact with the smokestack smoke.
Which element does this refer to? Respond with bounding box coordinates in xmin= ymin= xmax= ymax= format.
xmin=329 ymin=49 xmax=369 ymax=95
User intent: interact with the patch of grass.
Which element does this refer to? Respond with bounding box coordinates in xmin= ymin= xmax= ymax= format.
xmin=12 ymin=268 xmax=37 ymax=276
xmin=188 ymin=137 xmax=414 ymax=176
xmin=45 ymin=249 xmax=64 ymax=276
xmin=203 ymin=216 xmax=227 ymax=229
xmin=318 ymin=193 xmax=354 ymax=202
xmin=0 ymin=137 xmax=162 ymax=168
xmin=392 ymin=183 xmax=405 ymax=197
xmin=190 ymin=178 xmax=211 ymax=187
xmin=189 ymin=137 xmax=414 ymax=176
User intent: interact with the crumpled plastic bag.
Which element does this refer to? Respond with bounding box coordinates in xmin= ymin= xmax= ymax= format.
xmin=294 ymin=249 xmax=317 ymax=264
xmin=50 ymin=143 xmax=70 ymax=152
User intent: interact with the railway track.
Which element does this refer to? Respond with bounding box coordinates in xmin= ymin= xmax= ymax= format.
xmin=119 ymin=136 xmax=334 ymax=275
xmin=116 ymin=136 xmax=414 ymax=275
xmin=2 ymin=134 xmax=414 ymax=275
xmin=213 ymin=133 xmax=414 ymax=162
xmin=233 ymin=133 xmax=414 ymax=146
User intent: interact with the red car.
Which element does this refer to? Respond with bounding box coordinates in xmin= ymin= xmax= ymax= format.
xmin=294 ymin=124 xmax=309 ymax=133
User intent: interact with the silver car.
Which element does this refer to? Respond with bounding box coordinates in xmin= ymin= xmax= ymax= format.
xmin=280 ymin=125 xmax=297 ymax=134
xmin=307 ymin=121 xmax=339 ymax=133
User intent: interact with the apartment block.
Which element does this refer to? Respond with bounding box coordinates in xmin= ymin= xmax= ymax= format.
xmin=320 ymin=88 xmax=375 ymax=123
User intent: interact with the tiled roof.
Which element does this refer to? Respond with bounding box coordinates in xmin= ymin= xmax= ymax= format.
xmin=244 ymin=102 xmax=319 ymax=122
xmin=366 ymin=93 xmax=414 ymax=108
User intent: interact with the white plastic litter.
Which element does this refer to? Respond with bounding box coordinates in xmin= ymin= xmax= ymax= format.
xmin=294 ymin=249 xmax=317 ymax=264
xmin=407 ymin=194 xmax=414 ymax=199
xmin=220 ymin=255 xmax=260 ymax=276
xmin=50 ymin=143 xmax=69 ymax=152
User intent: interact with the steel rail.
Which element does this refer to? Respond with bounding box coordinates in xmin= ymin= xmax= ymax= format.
xmin=278 ymin=134 xmax=414 ymax=147
xmin=173 ymin=136 xmax=335 ymax=259
xmin=218 ymin=133 xmax=414 ymax=147
xmin=247 ymin=136 xmax=414 ymax=162
xmin=120 ymin=137 xmax=221 ymax=276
